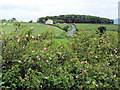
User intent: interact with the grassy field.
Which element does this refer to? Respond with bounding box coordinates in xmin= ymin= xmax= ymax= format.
xmin=0 ymin=23 xmax=67 ymax=38
xmin=55 ymin=23 xmax=72 ymax=31
xmin=75 ymin=23 xmax=118 ymax=31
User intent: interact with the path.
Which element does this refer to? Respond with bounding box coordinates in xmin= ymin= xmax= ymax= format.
xmin=68 ymin=24 xmax=76 ymax=36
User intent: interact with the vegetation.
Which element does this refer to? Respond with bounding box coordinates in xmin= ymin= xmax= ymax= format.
xmin=1 ymin=21 xmax=119 ymax=89
xmin=37 ymin=14 xmax=114 ymax=24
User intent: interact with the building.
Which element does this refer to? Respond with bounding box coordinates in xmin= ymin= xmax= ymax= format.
xmin=45 ymin=19 xmax=53 ymax=25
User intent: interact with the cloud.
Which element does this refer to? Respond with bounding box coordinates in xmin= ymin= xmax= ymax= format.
xmin=0 ymin=0 xmax=119 ymax=21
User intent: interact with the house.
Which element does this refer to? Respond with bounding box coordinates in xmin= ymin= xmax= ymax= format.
xmin=45 ymin=19 xmax=53 ymax=25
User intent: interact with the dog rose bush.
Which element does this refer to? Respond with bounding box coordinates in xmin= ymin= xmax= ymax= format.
xmin=1 ymin=27 xmax=119 ymax=89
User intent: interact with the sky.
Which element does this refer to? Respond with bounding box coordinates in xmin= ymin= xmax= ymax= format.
xmin=0 ymin=0 xmax=119 ymax=22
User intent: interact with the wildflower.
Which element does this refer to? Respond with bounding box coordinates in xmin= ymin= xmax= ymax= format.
xmin=32 ymin=51 xmax=34 ymax=53
xmin=48 ymin=26 xmax=50 ymax=29
xmin=44 ymin=48 xmax=46 ymax=51
xmin=18 ymin=60 xmax=21 ymax=62
xmin=26 ymin=34 xmax=28 ymax=37
xmin=85 ymin=61 xmax=87 ymax=63
xmin=98 ymin=45 xmax=100 ymax=47
xmin=60 ymin=60 xmax=62 ymax=62
xmin=45 ymin=77 xmax=48 ymax=79
xmin=83 ymin=70 xmax=86 ymax=72
xmin=43 ymin=58 xmax=45 ymax=60
xmin=95 ymin=64 xmax=97 ymax=65
xmin=2 ymin=23 xmax=6 ymax=26
xmin=101 ymin=37 xmax=103 ymax=39
xmin=23 ymin=47 xmax=25 ymax=48
xmin=100 ymin=40 xmax=102 ymax=42
xmin=75 ymin=76 xmax=78 ymax=78
xmin=70 ymin=42 xmax=72 ymax=44
xmin=1 ymin=32 xmax=4 ymax=35
xmin=105 ymin=44 xmax=107 ymax=45
xmin=42 ymin=51 xmax=44 ymax=52
xmin=17 ymin=37 xmax=20 ymax=42
xmin=24 ymin=38 xmax=27 ymax=41
xmin=40 ymin=85 xmax=42 ymax=88
xmin=32 ymin=36 xmax=34 ymax=39
xmin=38 ymin=34 xmax=41 ymax=37
xmin=61 ymin=47 xmax=63 ymax=48
xmin=9 ymin=43 xmax=11 ymax=45
xmin=31 ymin=27 xmax=34 ymax=29
xmin=96 ymin=84 xmax=98 ymax=87
xmin=40 ymin=65 xmax=42 ymax=67
xmin=39 ymin=54 xmax=41 ymax=56
xmin=95 ymin=56 xmax=98 ymax=58
xmin=78 ymin=39 xmax=79 ymax=41
xmin=73 ymin=47 xmax=75 ymax=48
xmin=58 ymin=52 xmax=61 ymax=55
xmin=62 ymin=56 xmax=64 ymax=58
xmin=90 ymin=51 xmax=93 ymax=54
xmin=32 ymin=60 xmax=34 ymax=62
xmin=22 ymin=79 xmax=25 ymax=82
xmin=81 ymin=61 xmax=83 ymax=64
xmin=36 ymin=56 xmax=39 ymax=58
xmin=76 ymin=57 xmax=78 ymax=60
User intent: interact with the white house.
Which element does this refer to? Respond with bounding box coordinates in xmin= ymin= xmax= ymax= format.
xmin=45 ymin=19 xmax=53 ymax=25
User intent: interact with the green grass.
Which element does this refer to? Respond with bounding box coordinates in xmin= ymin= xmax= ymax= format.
xmin=55 ymin=24 xmax=72 ymax=31
xmin=0 ymin=23 xmax=66 ymax=38
xmin=75 ymin=23 xmax=118 ymax=31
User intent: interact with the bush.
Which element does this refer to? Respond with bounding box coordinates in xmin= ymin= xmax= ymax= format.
xmin=1 ymin=27 xmax=119 ymax=89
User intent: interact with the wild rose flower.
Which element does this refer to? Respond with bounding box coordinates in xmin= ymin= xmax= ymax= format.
xmin=46 ymin=60 xmax=49 ymax=62
xmin=22 ymin=79 xmax=25 ymax=82
xmin=30 ymin=40 xmax=31 ymax=42
xmin=78 ymin=39 xmax=79 ymax=41
xmin=98 ymin=45 xmax=100 ymax=47
xmin=58 ymin=52 xmax=61 ymax=55
xmin=75 ymin=76 xmax=78 ymax=78
xmin=48 ymin=26 xmax=50 ymax=29
xmin=38 ymin=34 xmax=41 ymax=37
xmin=32 ymin=36 xmax=34 ymax=39
xmin=36 ymin=56 xmax=39 ymax=58
xmin=85 ymin=61 xmax=87 ymax=63
xmin=62 ymin=56 xmax=64 ymax=58
xmin=24 ymin=38 xmax=27 ymax=41
xmin=40 ymin=85 xmax=42 ymax=88
xmin=61 ymin=47 xmax=63 ymax=48
xmin=76 ymin=57 xmax=78 ymax=60
xmin=73 ymin=47 xmax=75 ymax=48
xmin=95 ymin=64 xmax=97 ymax=65
xmin=1 ymin=32 xmax=4 ymax=35
xmin=90 ymin=51 xmax=93 ymax=54
xmin=32 ymin=60 xmax=34 ymax=62
xmin=105 ymin=44 xmax=107 ymax=45
xmin=43 ymin=58 xmax=45 ymax=60
xmin=81 ymin=61 xmax=83 ymax=64
xmin=31 ymin=27 xmax=34 ymax=29
xmin=42 ymin=51 xmax=44 ymax=52
xmin=26 ymin=34 xmax=28 ymax=37
xmin=45 ymin=77 xmax=48 ymax=79
xmin=70 ymin=42 xmax=72 ymax=44
xmin=100 ymin=40 xmax=102 ymax=42
xmin=9 ymin=43 xmax=11 ymax=45
xmin=40 ymin=65 xmax=42 ymax=67
xmin=84 ymin=70 xmax=86 ymax=72
xmin=101 ymin=37 xmax=103 ymax=39
xmin=95 ymin=56 xmax=98 ymax=58
xmin=39 ymin=54 xmax=41 ymax=56
xmin=23 ymin=47 xmax=25 ymax=48
xmin=44 ymin=48 xmax=46 ymax=51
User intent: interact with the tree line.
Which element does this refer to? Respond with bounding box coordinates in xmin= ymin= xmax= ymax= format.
xmin=37 ymin=14 xmax=114 ymax=24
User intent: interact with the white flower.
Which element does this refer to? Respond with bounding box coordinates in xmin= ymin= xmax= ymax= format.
xmin=32 ymin=36 xmax=34 ymax=38
xmin=95 ymin=56 xmax=98 ymax=58
xmin=31 ymin=27 xmax=34 ymax=29
xmin=45 ymin=77 xmax=48 ymax=79
xmin=96 ymin=84 xmax=98 ymax=87
xmin=18 ymin=60 xmax=21 ymax=62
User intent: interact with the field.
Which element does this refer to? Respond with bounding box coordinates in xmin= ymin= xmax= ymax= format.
xmin=1 ymin=22 xmax=119 ymax=89
xmin=75 ymin=23 xmax=118 ymax=31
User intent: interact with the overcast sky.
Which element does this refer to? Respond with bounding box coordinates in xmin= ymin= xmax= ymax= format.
xmin=0 ymin=0 xmax=119 ymax=22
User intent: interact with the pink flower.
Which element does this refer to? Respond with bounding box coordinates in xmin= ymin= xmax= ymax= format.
xmin=24 ymin=38 xmax=27 ymax=41
xmin=16 ymin=36 xmax=19 ymax=38
xmin=40 ymin=85 xmax=42 ymax=88
xmin=38 ymin=34 xmax=41 ymax=37
xmin=38 ymin=82 xmax=40 ymax=84
xmin=9 ymin=43 xmax=11 ymax=45
xmin=1 ymin=32 xmax=4 ymax=35
xmin=58 ymin=52 xmax=61 ymax=55
xmin=32 ymin=60 xmax=34 ymax=62
xmin=75 ymin=76 xmax=78 ymax=78
xmin=30 ymin=40 xmax=31 ymax=42
xmin=32 ymin=36 xmax=34 ymax=39
xmin=40 ymin=65 xmax=42 ymax=67
xmin=105 ymin=44 xmax=107 ymax=45
xmin=36 ymin=56 xmax=39 ymax=58
xmin=85 ymin=61 xmax=87 ymax=63
xmin=84 ymin=70 xmax=86 ymax=72
xmin=23 ymin=47 xmax=25 ymax=48
xmin=98 ymin=45 xmax=100 ymax=47
xmin=61 ymin=47 xmax=63 ymax=48
xmin=44 ymin=48 xmax=46 ymax=51
xmin=60 ymin=60 xmax=62 ymax=62
xmin=31 ymin=27 xmax=34 ymax=29
xmin=42 ymin=51 xmax=44 ymax=52
xmin=100 ymin=40 xmax=102 ymax=42
xmin=39 ymin=54 xmax=41 ymax=56
xmin=78 ymin=39 xmax=79 ymax=41
xmin=22 ymin=79 xmax=25 ymax=82
xmin=26 ymin=34 xmax=28 ymax=37
xmin=95 ymin=56 xmax=98 ymax=58
xmin=43 ymin=58 xmax=45 ymax=60
xmin=62 ymin=56 xmax=64 ymax=58
xmin=38 ymin=58 xmax=41 ymax=60
xmin=76 ymin=57 xmax=78 ymax=60
xmin=70 ymin=42 xmax=72 ymax=44
xmin=90 ymin=51 xmax=93 ymax=54
xmin=81 ymin=61 xmax=83 ymax=64
xmin=46 ymin=60 xmax=49 ymax=62
xmin=73 ymin=47 xmax=75 ymax=48
xmin=101 ymin=37 xmax=103 ymax=39
xmin=32 ymin=51 xmax=34 ymax=53
xmin=95 ymin=64 xmax=97 ymax=65
xmin=17 ymin=37 xmax=20 ymax=42
xmin=48 ymin=26 xmax=50 ymax=29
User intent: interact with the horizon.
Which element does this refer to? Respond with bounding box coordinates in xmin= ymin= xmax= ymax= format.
xmin=0 ymin=0 xmax=119 ymax=22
